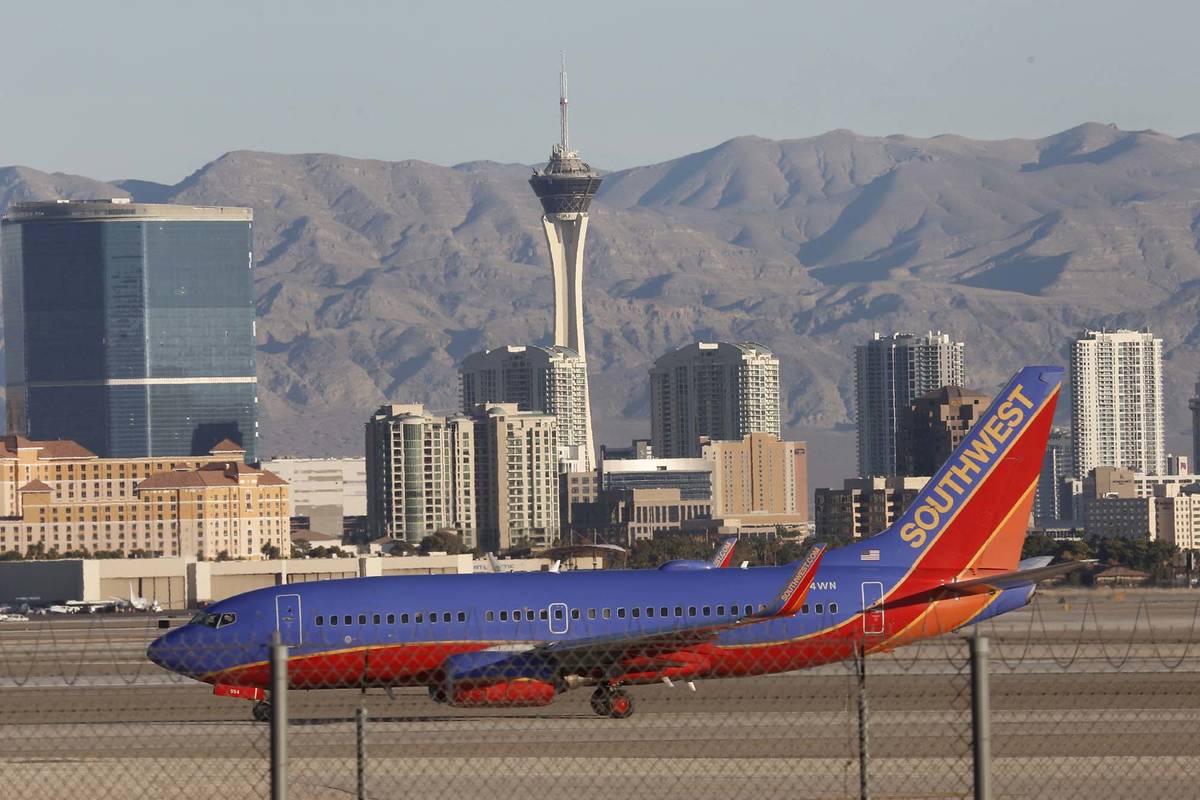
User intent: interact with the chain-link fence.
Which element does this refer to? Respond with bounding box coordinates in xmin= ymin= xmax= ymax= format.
xmin=2 ymin=591 xmax=1198 ymax=800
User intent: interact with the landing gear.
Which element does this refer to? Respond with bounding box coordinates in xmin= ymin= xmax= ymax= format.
xmin=252 ymin=700 xmax=272 ymax=722
xmin=589 ymin=685 xmax=635 ymax=719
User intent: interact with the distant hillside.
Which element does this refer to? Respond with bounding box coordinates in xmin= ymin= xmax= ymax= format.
xmin=4 ymin=122 xmax=1200 ymax=489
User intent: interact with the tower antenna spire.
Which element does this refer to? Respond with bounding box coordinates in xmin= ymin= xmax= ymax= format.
xmin=559 ymin=52 xmax=569 ymax=153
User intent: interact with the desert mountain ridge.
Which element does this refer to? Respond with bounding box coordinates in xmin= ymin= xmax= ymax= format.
xmin=3 ymin=121 xmax=1200 ymax=488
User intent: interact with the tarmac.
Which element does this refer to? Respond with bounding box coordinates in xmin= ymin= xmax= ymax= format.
xmin=1 ymin=589 xmax=1198 ymax=799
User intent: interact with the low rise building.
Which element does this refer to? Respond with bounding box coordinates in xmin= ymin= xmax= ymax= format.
xmin=569 ymin=488 xmax=712 ymax=546
xmin=0 ymin=436 xmax=288 ymax=559
xmin=600 ymin=457 xmax=713 ymax=500
xmin=814 ymin=476 xmax=928 ymax=539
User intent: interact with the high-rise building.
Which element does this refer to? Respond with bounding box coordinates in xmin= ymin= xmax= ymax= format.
xmin=1 ymin=199 xmax=258 ymax=461
xmin=365 ymin=405 xmax=476 ymax=546
xmin=899 ymin=386 xmax=991 ymax=476
xmin=1035 ymin=428 xmax=1074 ymax=524
xmin=0 ymin=436 xmax=288 ymax=559
xmin=1190 ymin=379 xmax=1200 ymax=469
xmin=855 ymin=332 xmax=965 ymax=477
xmin=528 ymin=58 xmax=601 ymax=469
xmin=701 ymin=433 xmax=808 ymax=521
xmin=1070 ymin=329 xmax=1164 ymax=478
xmin=472 ymin=403 xmax=560 ymax=552
xmin=460 ymin=345 xmax=591 ymax=468
xmin=261 ymin=457 xmax=367 ymax=535
xmin=365 ymin=403 xmax=559 ymax=552
xmin=649 ymin=341 xmax=781 ymax=458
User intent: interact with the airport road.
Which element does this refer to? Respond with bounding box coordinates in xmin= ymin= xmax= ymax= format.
xmin=1 ymin=591 xmax=1198 ymax=799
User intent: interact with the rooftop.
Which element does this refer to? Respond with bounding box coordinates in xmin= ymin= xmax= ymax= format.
xmin=2 ymin=200 xmax=252 ymax=225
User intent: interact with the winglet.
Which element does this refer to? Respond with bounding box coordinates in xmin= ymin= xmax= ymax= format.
xmin=709 ymin=536 xmax=738 ymax=569
xmin=763 ymin=544 xmax=826 ymax=617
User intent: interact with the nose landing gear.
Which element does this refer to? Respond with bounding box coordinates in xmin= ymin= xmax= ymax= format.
xmin=589 ymin=684 xmax=634 ymax=719
xmin=252 ymin=700 xmax=272 ymax=722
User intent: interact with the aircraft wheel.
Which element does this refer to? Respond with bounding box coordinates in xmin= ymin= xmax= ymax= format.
xmin=607 ymin=689 xmax=634 ymax=719
xmin=589 ymin=687 xmax=611 ymax=717
xmin=252 ymin=700 xmax=272 ymax=723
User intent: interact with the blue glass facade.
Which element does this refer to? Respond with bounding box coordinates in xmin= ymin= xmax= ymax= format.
xmin=1 ymin=204 xmax=258 ymax=461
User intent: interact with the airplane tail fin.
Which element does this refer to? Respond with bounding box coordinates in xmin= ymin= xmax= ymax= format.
xmin=832 ymin=365 xmax=1062 ymax=578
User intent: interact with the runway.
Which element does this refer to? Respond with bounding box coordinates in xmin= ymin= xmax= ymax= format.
xmin=2 ymin=590 xmax=1198 ymax=799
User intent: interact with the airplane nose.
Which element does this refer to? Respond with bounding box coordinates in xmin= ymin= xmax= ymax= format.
xmin=146 ymin=635 xmax=166 ymax=667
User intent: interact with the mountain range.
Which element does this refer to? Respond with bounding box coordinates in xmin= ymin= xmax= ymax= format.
xmin=4 ymin=121 xmax=1200 ymax=490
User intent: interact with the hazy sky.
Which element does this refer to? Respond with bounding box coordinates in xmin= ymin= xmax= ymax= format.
xmin=4 ymin=0 xmax=1198 ymax=183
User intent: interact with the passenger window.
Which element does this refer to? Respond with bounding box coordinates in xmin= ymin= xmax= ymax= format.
xmin=415 ymin=613 xmax=424 ymax=623
xmin=687 ymin=606 xmax=697 ymax=617
xmin=358 ymin=614 xmax=367 ymax=625
xmin=372 ymin=614 xmax=381 ymax=625
xmin=401 ymin=613 xmax=410 ymax=624
xmin=330 ymin=616 xmax=339 ymax=627
xmin=512 ymin=609 xmax=520 ymax=621
xmin=587 ymin=608 xmax=596 ymax=620
xmin=539 ymin=609 xmax=548 ymax=620
xmin=500 ymin=611 xmax=509 ymax=621
xmin=830 ymin=603 xmax=838 ymax=614
xmin=316 ymin=615 xmax=324 ymax=626
xmin=525 ymin=609 xmax=534 ymax=621
xmin=343 ymin=615 xmax=352 ymax=626
xmin=717 ymin=605 xmax=725 ymax=616
xmin=571 ymin=609 xmax=580 ymax=620
xmin=428 ymin=612 xmax=437 ymax=623
xmin=646 ymin=607 xmax=655 ymax=618
xmin=801 ymin=604 xmax=809 ymax=614
xmin=457 ymin=612 xmax=466 ymax=622
xmin=617 ymin=608 xmax=626 ymax=619
xmin=660 ymin=607 xmax=669 ymax=617
xmin=486 ymin=611 xmax=495 ymax=621
xmin=631 ymin=607 xmax=640 ymax=618
xmin=602 ymin=608 xmax=611 ymax=619
xmin=702 ymin=606 xmax=711 ymax=616
xmin=387 ymin=614 xmax=396 ymax=625
xmin=443 ymin=612 xmax=451 ymax=623
xmin=744 ymin=605 xmax=753 ymax=616
xmin=674 ymin=606 xmax=683 ymax=618
xmin=758 ymin=604 xmax=766 ymax=612
xmin=815 ymin=603 xmax=824 ymax=614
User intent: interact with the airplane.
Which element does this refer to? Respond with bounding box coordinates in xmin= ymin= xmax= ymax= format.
xmin=114 ymin=582 xmax=162 ymax=613
xmin=148 ymin=365 xmax=1081 ymax=722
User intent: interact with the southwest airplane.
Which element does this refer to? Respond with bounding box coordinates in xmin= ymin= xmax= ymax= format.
xmin=148 ymin=365 xmax=1077 ymax=721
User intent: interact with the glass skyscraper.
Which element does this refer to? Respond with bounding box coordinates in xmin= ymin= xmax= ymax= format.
xmin=1 ymin=200 xmax=258 ymax=461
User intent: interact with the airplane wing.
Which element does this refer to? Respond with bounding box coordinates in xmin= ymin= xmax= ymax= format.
xmin=944 ymin=559 xmax=1095 ymax=594
xmin=708 ymin=536 xmax=738 ymax=569
xmin=449 ymin=545 xmax=827 ymax=684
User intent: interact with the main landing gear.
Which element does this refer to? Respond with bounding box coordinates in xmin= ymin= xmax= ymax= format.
xmin=590 ymin=685 xmax=634 ymax=719
xmin=252 ymin=700 xmax=272 ymax=723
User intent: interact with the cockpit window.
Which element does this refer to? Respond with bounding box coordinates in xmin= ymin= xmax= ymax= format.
xmin=190 ymin=611 xmax=235 ymax=628
xmin=217 ymin=612 xmax=237 ymax=628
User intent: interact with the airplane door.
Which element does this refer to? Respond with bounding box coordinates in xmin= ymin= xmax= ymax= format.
xmin=548 ymin=602 xmax=568 ymax=635
xmin=861 ymin=582 xmax=884 ymax=635
xmin=275 ymin=593 xmax=303 ymax=646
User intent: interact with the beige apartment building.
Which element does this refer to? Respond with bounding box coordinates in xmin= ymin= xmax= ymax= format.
xmin=0 ymin=435 xmax=289 ymax=559
xmin=900 ymin=386 xmax=992 ymax=476
xmin=702 ymin=433 xmax=808 ymax=522
xmin=365 ymin=403 xmax=559 ymax=552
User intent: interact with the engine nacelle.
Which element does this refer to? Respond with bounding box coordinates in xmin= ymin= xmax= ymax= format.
xmin=433 ymin=649 xmax=562 ymax=707
xmin=442 ymin=679 xmax=559 ymax=707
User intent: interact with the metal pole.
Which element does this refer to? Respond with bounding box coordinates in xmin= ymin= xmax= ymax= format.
xmin=857 ymin=644 xmax=869 ymax=800
xmin=971 ymin=634 xmax=992 ymax=800
xmin=356 ymin=704 xmax=368 ymax=800
xmin=271 ymin=631 xmax=288 ymax=800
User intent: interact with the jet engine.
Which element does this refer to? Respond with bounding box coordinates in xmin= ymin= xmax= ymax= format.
xmin=432 ymin=649 xmax=562 ymax=708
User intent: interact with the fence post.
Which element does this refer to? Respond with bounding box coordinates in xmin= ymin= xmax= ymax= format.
xmin=970 ymin=634 xmax=992 ymax=800
xmin=271 ymin=631 xmax=288 ymax=800
xmin=356 ymin=704 xmax=368 ymax=800
xmin=856 ymin=644 xmax=869 ymax=800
